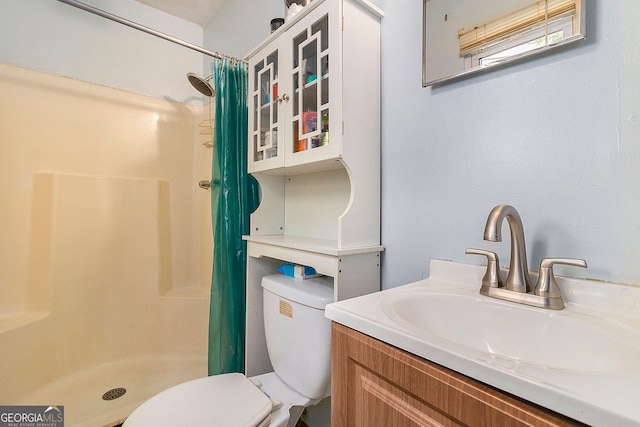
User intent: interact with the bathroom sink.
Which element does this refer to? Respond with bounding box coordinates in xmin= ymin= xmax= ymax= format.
xmin=383 ymin=290 xmax=640 ymax=375
xmin=325 ymin=259 xmax=640 ymax=427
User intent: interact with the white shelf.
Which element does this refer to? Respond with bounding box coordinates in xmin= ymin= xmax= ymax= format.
xmin=244 ymin=234 xmax=383 ymax=256
xmin=250 ymin=157 xmax=345 ymax=176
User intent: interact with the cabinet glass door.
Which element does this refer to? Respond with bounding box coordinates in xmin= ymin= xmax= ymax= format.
xmin=250 ymin=49 xmax=281 ymax=168
xmin=291 ymin=14 xmax=330 ymax=154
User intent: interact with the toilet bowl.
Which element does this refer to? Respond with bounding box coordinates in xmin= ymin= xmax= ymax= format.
xmin=123 ymin=273 xmax=334 ymax=427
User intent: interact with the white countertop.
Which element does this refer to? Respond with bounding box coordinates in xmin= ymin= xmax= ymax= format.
xmin=326 ymin=259 xmax=640 ymax=427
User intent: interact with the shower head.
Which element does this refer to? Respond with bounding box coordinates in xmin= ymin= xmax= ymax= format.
xmin=187 ymin=73 xmax=215 ymax=97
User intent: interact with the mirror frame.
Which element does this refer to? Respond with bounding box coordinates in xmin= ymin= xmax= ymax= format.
xmin=422 ymin=0 xmax=587 ymax=87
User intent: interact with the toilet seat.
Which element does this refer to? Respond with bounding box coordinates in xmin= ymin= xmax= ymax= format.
xmin=123 ymin=373 xmax=273 ymax=427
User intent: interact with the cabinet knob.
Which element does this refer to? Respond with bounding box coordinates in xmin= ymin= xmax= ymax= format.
xmin=277 ymin=94 xmax=290 ymax=103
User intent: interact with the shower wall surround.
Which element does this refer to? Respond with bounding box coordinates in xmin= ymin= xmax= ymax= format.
xmin=0 ymin=63 xmax=212 ymax=426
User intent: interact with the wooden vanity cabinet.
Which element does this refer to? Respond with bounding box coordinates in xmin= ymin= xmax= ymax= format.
xmin=331 ymin=323 xmax=585 ymax=427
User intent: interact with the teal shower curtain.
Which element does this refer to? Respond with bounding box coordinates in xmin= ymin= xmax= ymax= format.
xmin=208 ymin=58 xmax=259 ymax=375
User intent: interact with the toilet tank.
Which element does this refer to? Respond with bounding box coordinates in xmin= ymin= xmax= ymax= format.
xmin=261 ymin=273 xmax=334 ymax=400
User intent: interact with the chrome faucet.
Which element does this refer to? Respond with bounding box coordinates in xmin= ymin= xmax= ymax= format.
xmin=483 ymin=204 xmax=531 ymax=293
xmin=467 ymin=204 xmax=587 ymax=310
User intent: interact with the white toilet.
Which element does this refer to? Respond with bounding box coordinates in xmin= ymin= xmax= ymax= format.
xmin=123 ymin=273 xmax=334 ymax=427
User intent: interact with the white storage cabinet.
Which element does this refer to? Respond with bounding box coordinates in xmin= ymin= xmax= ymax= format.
xmin=244 ymin=0 xmax=383 ymax=376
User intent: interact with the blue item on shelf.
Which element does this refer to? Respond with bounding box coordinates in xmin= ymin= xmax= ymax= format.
xmin=277 ymin=263 xmax=320 ymax=279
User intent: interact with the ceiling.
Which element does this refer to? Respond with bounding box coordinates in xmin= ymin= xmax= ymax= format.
xmin=134 ymin=0 xmax=226 ymax=26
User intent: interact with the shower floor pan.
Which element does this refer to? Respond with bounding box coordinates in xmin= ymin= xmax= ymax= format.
xmin=14 ymin=353 xmax=207 ymax=427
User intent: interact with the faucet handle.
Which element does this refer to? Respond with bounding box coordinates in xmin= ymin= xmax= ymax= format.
xmin=465 ymin=248 xmax=504 ymax=289
xmin=534 ymin=258 xmax=588 ymax=299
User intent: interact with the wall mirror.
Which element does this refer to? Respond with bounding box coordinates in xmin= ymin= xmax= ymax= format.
xmin=423 ymin=0 xmax=586 ymax=86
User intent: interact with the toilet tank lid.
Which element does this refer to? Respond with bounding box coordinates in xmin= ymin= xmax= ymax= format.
xmin=262 ymin=274 xmax=334 ymax=309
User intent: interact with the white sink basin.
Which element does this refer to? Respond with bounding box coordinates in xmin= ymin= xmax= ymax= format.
xmin=325 ymin=259 xmax=640 ymax=427
xmin=384 ymin=290 xmax=640 ymax=374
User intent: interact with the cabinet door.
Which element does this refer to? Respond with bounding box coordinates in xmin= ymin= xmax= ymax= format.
xmin=248 ymin=41 xmax=287 ymax=173
xmin=286 ymin=3 xmax=341 ymax=168
xmin=332 ymin=323 xmax=583 ymax=427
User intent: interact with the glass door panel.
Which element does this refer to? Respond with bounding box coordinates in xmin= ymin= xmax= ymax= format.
xmin=251 ymin=49 xmax=280 ymax=163
xmin=316 ymin=15 xmax=330 ymax=145
xmin=292 ymin=14 xmax=329 ymax=154
xmin=311 ymin=14 xmax=329 ymax=52
xmin=292 ymin=30 xmax=308 ymax=69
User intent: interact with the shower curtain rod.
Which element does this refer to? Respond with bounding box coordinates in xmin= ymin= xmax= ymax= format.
xmin=57 ymin=0 xmax=245 ymax=63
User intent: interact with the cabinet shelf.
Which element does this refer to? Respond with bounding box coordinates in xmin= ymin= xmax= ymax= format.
xmin=244 ymin=234 xmax=383 ymax=257
xmin=249 ymin=157 xmax=344 ymax=176
xmin=299 ymin=75 xmax=326 ymax=91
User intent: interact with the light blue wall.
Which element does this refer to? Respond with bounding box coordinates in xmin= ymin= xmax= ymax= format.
xmin=381 ymin=1 xmax=640 ymax=288
xmin=0 ymin=0 xmax=204 ymax=104
xmin=205 ymin=0 xmax=640 ymax=289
